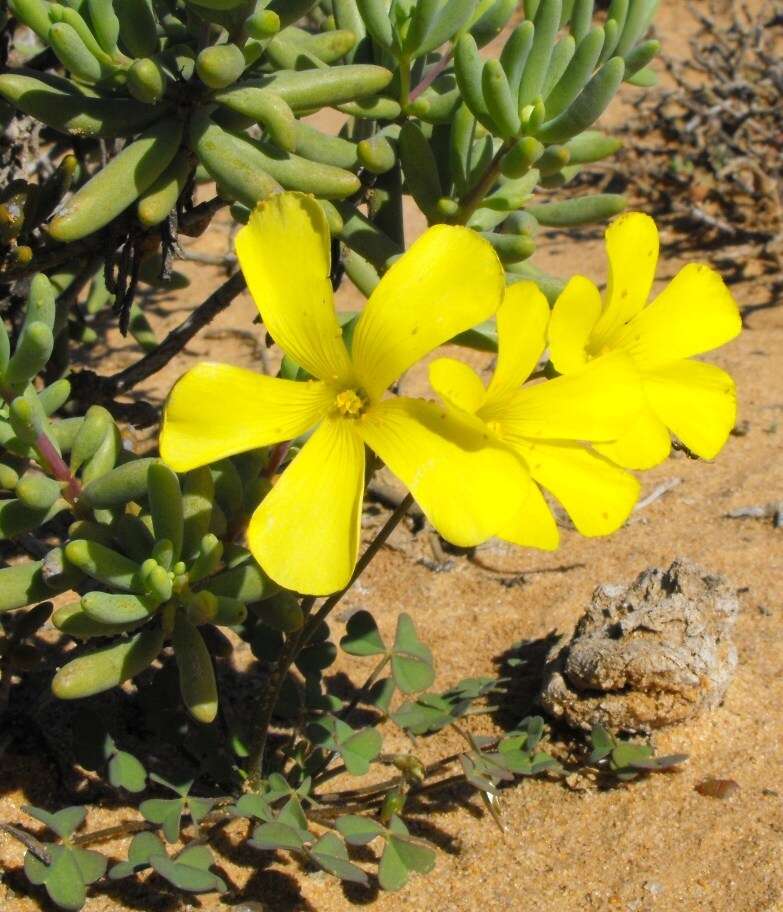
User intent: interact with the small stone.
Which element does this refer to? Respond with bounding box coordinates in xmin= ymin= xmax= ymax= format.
xmin=538 ymin=559 xmax=740 ymax=732
xmin=694 ymin=778 xmax=740 ymax=799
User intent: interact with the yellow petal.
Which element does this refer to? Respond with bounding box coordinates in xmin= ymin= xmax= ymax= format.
xmin=484 ymin=351 xmax=643 ymax=443
xmin=235 ymin=192 xmax=353 ymax=384
xmin=351 ymin=225 xmax=504 ymax=398
xmin=247 ymin=416 xmax=364 ymax=595
xmin=487 ymin=281 xmax=549 ymax=399
xmin=610 ymin=263 xmax=741 ymax=370
xmin=359 ymin=397 xmax=532 ymax=547
xmin=590 ymin=211 xmax=659 ymax=348
xmin=644 ymin=359 xmax=736 ymax=459
xmin=593 ymin=405 xmax=671 ymax=470
xmin=495 ymin=482 xmax=559 ymax=550
xmin=514 ymin=439 xmax=640 ymax=536
xmin=429 ymin=357 xmax=486 ymax=414
xmin=548 ymin=275 xmax=602 ymax=374
xmin=161 ymin=363 xmax=332 ymax=472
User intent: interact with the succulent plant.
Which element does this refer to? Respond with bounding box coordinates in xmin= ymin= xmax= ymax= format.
xmin=1 ymin=0 xmax=660 ymax=299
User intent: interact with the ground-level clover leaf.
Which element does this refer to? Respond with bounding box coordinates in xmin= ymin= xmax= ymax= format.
xmin=149 ymin=853 xmax=227 ymax=893
xmin=23 ymin=805 xmax=85 ymax=840
xmin=377 ymin=817 xmax=436 ymax=892
xmin=308 ymin=832 xmax=368 ymax=885
xmin=336 ymin=814 xmax=387 ymax=846
xmin=340 ymin=609 xmax=386 ymax=656
xmin=390 ymin=613 xmax=435 ymax=693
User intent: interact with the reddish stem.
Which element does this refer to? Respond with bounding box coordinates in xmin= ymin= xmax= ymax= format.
xmin=34 ymin=431 xmax=82 ymax=505
xmin=264 ymin=440 xmax=291 ymax=480
xmin=409 ymin=48 xmax=455 ymax=103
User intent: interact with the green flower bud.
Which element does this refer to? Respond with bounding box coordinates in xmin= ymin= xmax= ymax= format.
xmin=196 ymin=44 xmax=246 ymax=90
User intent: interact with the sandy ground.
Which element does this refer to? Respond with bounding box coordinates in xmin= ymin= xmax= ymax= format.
xmin=2 ymin=2 xmax=783 ymax=911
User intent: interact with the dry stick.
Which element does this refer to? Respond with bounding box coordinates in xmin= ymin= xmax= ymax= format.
xmin=632 ymin=477 xmax=682 ymax=512
xmin=71 ymin=270 xmax=247 ymax=404
xmin=244 ymin=494 xmax=415 ymax=792
xmin=0 ymin=822 xmax=50 ymax=863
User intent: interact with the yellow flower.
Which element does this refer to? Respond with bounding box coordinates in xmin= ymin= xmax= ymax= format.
xmin=428 ymin=282 xmax=643 ymax=550
xmin=548 ymin=212 xmax=741 ymax=469
xmin=161 ymin=192 xmax=531 ymax=595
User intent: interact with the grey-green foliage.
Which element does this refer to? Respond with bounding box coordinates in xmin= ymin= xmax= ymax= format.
xmin=1 ymin=0 xmax=659 ymax=302
xmin=0 ymin=280 xmax=279 ymax=722
xmin=588 ymin=724 xmax=688 ymax=781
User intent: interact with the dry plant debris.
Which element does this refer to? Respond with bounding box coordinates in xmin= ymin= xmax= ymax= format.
xmin=614 ymin=1 xmax=783 ymax=297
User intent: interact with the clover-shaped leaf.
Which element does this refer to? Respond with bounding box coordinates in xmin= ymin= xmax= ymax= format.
xmin=369 ymin=676 xmax=396 ymax=712
xmin=340 ymin=610 xmax=386 ymax=656
xmin=442 ymin=676 xmax=498 ymax=703
xmin=250 ymin=821 xmax=308 ymax=852
xmin=295 ymin=639 xmax=337 ymax=676
xmin=309 ymin=716 xmax=382 ymax=775
xmin=24 ymin=805 xmax=86 ymax=840
xmin=71 ymin=847 xmax=107 ymax=885
xmin=188 ymin=796 xmax=216 ymax=824
xmin=609 ymin=741 xmax=653 ymax=780
xmin=390 ymin=614 xmax=435 ymax=693
xmin=589 ymin=724 xmax=615 ymax=763
xmin=390 ymin=693 xmax=453 ymax=735
xmin=23 ymin=844 xmax=106 ymax=911
xmin=336 ymin=814 xmax=387 ymax=846
xmin=521 ymin=715 xmax=545 ymax=752
xmin=138 ymin=798 xmax=184 ymax=844
xmin=40 ymin=846 xmax=86 ymax=911
xmin=229 ymin=793 xmax=274 ymax=822
xmin=277 ymin=795 xmax=311 ymax=835
xmin=308 ymin=832 xmax=368 ymax=885
xmin=23 ymin=851 xmax=49 ymax=887
xmin=304 ymin=675 xmax=343 ymax=712
xmin=109 ymin=832 xmax=166 ymax=880
xmin=107 ymin=748 xmax=147 ymax=793
xmin=149 ymin=853 xmax=227 ymax=894
xmin=377 ymin=817 xmax=436 ymax=892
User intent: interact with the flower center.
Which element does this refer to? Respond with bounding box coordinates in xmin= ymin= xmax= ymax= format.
xmin=486 ymin=419 xmax=504 ymax=439
xmin=334 ymin=388 xmax=368 ymax=418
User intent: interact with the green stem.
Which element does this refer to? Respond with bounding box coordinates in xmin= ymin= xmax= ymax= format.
xmin=244 ymin=596 xmax=315 ymax=793
xmin=342 ymin=652 xmax=391 ymax=722
xmin=244 ymin=493 xmax=413 ymax=792
xmin=456 ymin=140 xmax=513 ymax=225
xmin=309 ymin=652 xmax=392 ymax=786
xmin=399 ymin=56 xmax=412 ymax=110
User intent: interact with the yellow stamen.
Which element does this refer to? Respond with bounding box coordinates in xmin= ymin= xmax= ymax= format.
xmin=486 ymin=419 xmax=504 ymax=439
xmin=334 ymin=388 xmax=367 ymax=418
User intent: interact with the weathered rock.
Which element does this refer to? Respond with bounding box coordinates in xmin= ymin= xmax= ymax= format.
xmin=538 ymin=558 xmax=740 ymax=733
